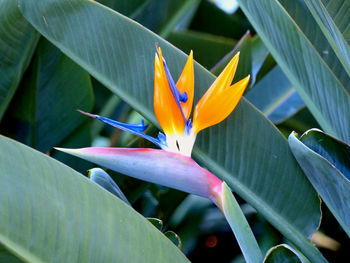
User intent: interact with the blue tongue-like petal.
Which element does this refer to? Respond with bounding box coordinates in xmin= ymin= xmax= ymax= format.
xmin=78 ymin=110 xmax=166 ymax=149
xmin=161 ymin=57 xmax=188 ymax=121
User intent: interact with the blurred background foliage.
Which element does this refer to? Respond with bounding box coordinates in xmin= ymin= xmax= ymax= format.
xmin=0 ymin=0 xmax=349 ymax=262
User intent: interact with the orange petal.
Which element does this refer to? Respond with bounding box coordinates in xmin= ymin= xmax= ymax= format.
xmin=193 ymin=75 xmax=250 ymax=133
xmin=154 ymin=48 xmax=185 ymax=136
xmin=201 ymin=52 xmax=240 ymax=100
xmin=176 ymin=51 xmax=194 ymax=119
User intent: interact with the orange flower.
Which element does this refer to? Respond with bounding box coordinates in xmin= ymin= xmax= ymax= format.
xmin=153 ymin=47 xmax=250 ymax=156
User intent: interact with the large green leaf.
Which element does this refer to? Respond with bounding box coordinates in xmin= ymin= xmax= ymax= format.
xmin=18 ymin=1 xmax=324 ymax=261
xmin=0 ymin=0 xmax=39 ymax=120
xmin=211 ymin=31 xmax=252 ymax=85
xmin=246 ymin=66 xmax=304 ymax=124
xmin=0 ymin=135 xmax=189 ymax=262
xmin=237 ymin=0 xmax=350 ymax=144
xmin=132 ymin=0 xmax=200 ymax=37
xmin=304 ymin=0 xmax=350 ymax=76
xmin=167 ymin=30 xmax=237 ymax=69
xmin=52 ymin=120 xmax=93 ymax=173
xmin=289 ymin=129 xmax=350 ymax=237
xmin=1 ymin=38 xmax=93 ymax=153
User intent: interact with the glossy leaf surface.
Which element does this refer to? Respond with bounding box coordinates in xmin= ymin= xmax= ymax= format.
xmin=237 ymin=0 xmax=350 ymax=144
xmin=289 ymin=129 xmax=350 ymax=237
xmin=0 ymin=135 xmax=189 ymax=263
xmin=18 ymin=1 xmax=323 ymax=261
xmin=0 ymin=0 xmax=39 ymax=120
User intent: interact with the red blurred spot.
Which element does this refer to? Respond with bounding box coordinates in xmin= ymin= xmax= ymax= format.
xmin=205 ymin=235 xmax=218 ymax=248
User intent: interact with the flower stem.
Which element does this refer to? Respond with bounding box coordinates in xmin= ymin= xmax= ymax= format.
xmin=219 ymin=182 xmax=263 ymax=263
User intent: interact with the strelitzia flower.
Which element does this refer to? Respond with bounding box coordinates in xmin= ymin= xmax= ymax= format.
xmin=57 ymin=47 xmax=249 ymax=209
xmin=57 ymin=48 xmax=261 ymax=261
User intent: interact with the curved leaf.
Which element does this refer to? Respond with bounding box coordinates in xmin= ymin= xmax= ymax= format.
xmin=88 ymin=168 xmax=130 ymax=205
xmin=237 ymin=0 xmax=350 ymax=144
xmin=264 ymin=244 xmax=309 ymax=263
xmin=246 ymin=66 xmax=304 ymax=124
xmin=289 ymin=130 xmax=350 ymax=237
xmin=0 ymin=135 xmax=189 ymax=262
xmin=132 ymin=0 xmax=200 ymax=37
xmin=221 ymin=182 xmax=263 ymax=263
xmin=1 ymin=38 xmax=93 ymax=153
xmin=167 ymin=30 xmax=237 ymax=69
xmin=0 ymin=0 xmax=39 ymax=120
xmin=304 ymin=0 xmax=350 ymax=76
xmin=18 ymin=1 xmax=323 ymax=261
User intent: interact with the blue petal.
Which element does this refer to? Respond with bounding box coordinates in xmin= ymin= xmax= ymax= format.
xmin=185 ymin=119 xmax=192 ymax=135
xmin=157 ymin=132 xmax=167 ymax=145
xmin=161 ymin=58 xmax=187 ymax=121
xmin=78 ymin=110 xmax=166 ymax=149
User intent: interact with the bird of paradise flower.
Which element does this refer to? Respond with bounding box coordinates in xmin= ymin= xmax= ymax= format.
xmin=57 ymin=47 xmax=262 ymax=262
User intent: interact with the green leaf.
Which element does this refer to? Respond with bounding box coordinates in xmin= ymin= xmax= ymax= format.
xmin=289 ymin=129 xmax=350 ymax=237
xmin=132 ymin=0 xmax=200 ymax=37
xmin=18 ymin=1 xmax=324 ymax=261
xmin=251 ymin=36 xmax=270 ymax=84
xmin=237 ymin=0 xmax=350 ymax=144
xmin=246 ymin=66 xmax=304 ymax=124
xmin=264 ymin=244 xmax=309 ymax=263
xmin=0 ymin=135 xmax=189 ymax=262
xmin=221 ymin=182 xmax=263 ymax=263
xmin=167 ymin=30 xmax=237 ymax=69
xmin=304 ymin=0 xmax=350 ymax=76
xmin=88 ymin=168 xmax=130 ymax=206
xmin=51 ymin=120 xmax=93 ymax=173
xmin=164 ymin=231 xmax=182 ymax=249
xmin=211 ymin=31 xmax=252 ymax=86
xmin=0 ymin=0 xmax=39 ymax=120
xmin=2 ymin=38 xmax=93 ymax=152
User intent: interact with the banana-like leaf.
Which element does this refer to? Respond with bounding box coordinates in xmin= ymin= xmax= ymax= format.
xmin=246 ymin=66 xmax=304 ymax=124
xmin=18 ymin=1 xmax=324 ymax=261
xmin=211 ymin=31 xmax=252 ymax=86
xmin=167 ymin=30 xmax=237 ymax=69
xmin=251 ymin=36 xmax=270 ymax=85
xmin=0 ymin=135 xmax=189 ymax=262
xmin=237 ymin=0 xmax=350 ymax=144
xmin=132 ymin=0 xmax=200 ymax=37
xmin=289 ymin=129 xmax=350 ymax=237
xmin=304 ymin=0 xmax=350 ymax=76
xmin=2 ymin=38 xmax=93 ymax=153
xmin=0 ymin=0 xmax=39 ymax=120
xmin=264 ymin=244 xmax=309 ymax=263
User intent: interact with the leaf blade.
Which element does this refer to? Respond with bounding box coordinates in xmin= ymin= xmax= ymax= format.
xmin=289 ymin=130 xmax=350 ymax=237
xmin=18 ymin=1 xmax=323 ymax=261
xmin=0 ymin=135 xmax=189 ymax=263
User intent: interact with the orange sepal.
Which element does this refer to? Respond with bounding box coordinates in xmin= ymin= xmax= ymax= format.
xmin=154 ymin=48 xmax=185 ymax=136
xmin=201 ymin=52 xmax=240 ymax=101
xmin=176 ymin=51 xmax=194 ymax=119
xmin=193 ymin=75 xmax=250 ymax=134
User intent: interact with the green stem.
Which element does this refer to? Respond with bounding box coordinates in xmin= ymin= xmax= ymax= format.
xmin=220 ymin=182 xmax=263 ymax=263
